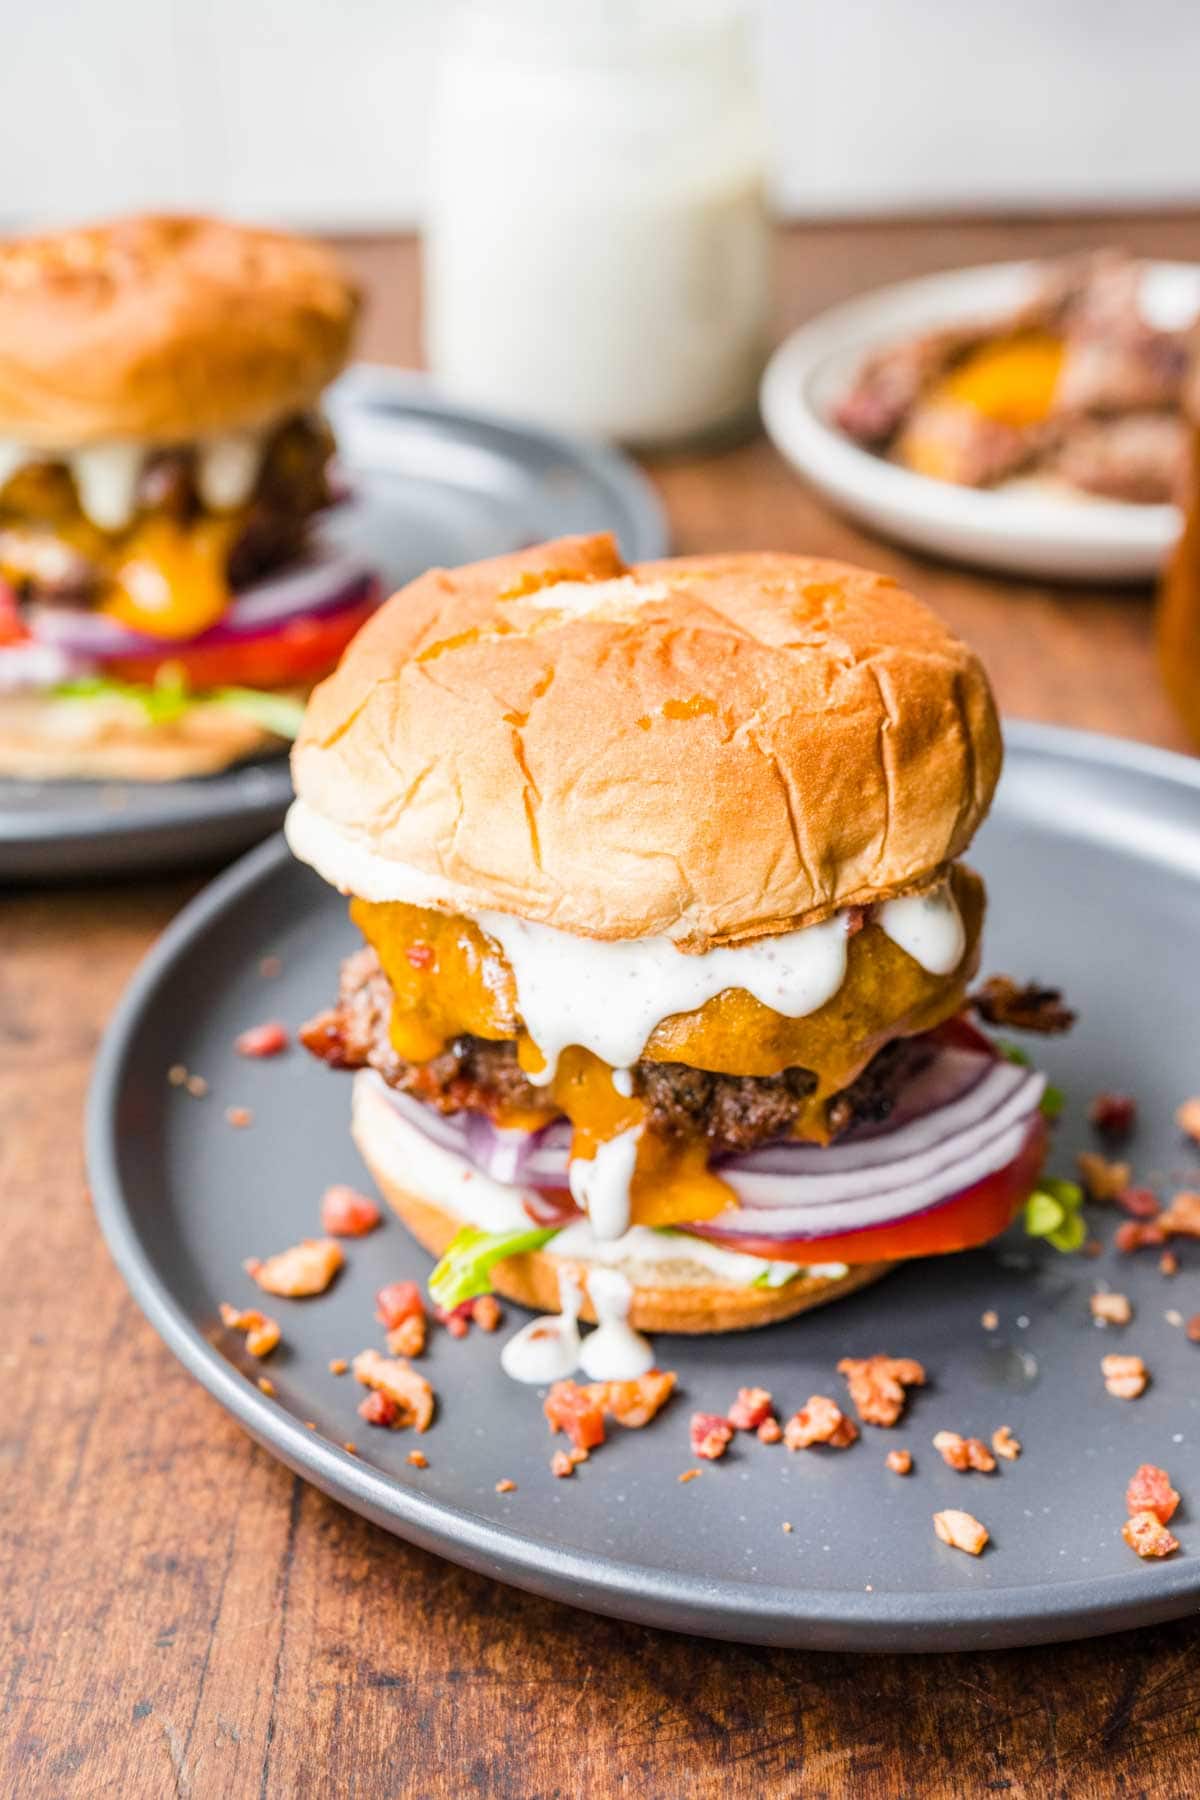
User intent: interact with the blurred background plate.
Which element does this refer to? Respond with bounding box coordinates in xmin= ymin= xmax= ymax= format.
xmin=1 ymin=367 xmax=667 ymax=883
xmin=87 ymin=722 xmax=1200 ymax=1652
xmin=760 ymin=261 xmax=1194 ymax=582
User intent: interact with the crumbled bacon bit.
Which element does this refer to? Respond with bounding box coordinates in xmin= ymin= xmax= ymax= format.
xmin=329 ymin=1358 xmax=348 ymax=1375
xmin=1123 ymin=1512 xmax=1179 ymax=1558
xmin=551 ymin=1450 xmax=575 ymax=1478
xmin=1161 ymin=1192 xmax=1200 ymax=1237
xmin=358 ymin=1390 xmax=399 ymax=1428
xmin=1160 ymin=1251 xmax=1180 ymax=1276
xmin=256 ymin=1376 xmax=275 ymax=1396
xmin=343 ymin=1442 xmax=357 ymax=1455
xmin=1082 ymin=1238 xmax=1104 ymax=1258
xmin=1117 ymin=1186 xmax=1161 ymax=1220
xmin=886 ymin=1448 xmax=913 ymax=1475
xmin=259 ymin=955 xmax=283 ymax=979
xmin=1077 ymin=1151 xmax=1132 ymax=1202
xmin=167 ymin=1063 xmax=188 ymax=1087
xmin=386 ymin=1315 xmax=427 ymax=1359
xmin=1090 ymin=1291 xmax=1132 ymax=1326
xmin=472 ymin=1295 xmax=503 ymax=1333
xmin=596 ymin=1371 xmax=677 ymax=1429
xmin=971 ymin=976 xmax=1075 ymax=1033
xmin=225 ymin=1106 xmax=253 ymax=1129
xmin=1115 ymin=1220 xmax=1167 ymax=1254
xmin=1186 ymin=1315 xmax=1200 ymax=1343
xmin=495 ymin=1479 xmax=516 ymax=1494
xmin=245 ymin=1237 xmax=344 ymax=1297
xmin=932 ymin=1431 xmax=996 ymax=1473
xmin=235 ymin=1021 xmax=289 ymax=1059
xmin=544 ymin=1381 xmax=607 ymax=1451
xmin=352 ymin=1349 xmax=435 ymax=1431
xmin=321 ymin=1185 xmax=382 ymax=1237
xmin=406 ymin=1450 xmax=428 ymax=1469
xmin=933 ymin=1509 xmax=989 ymax=1555
xmin=1088 ymin=1093 xmax=1137 ymax=1139
xmin=405 ymin=942 xmax=436 ymax=970
xmin=219 ymin=1303 xmax=281 ymax=1358
xmin=782 ymin=1520 xmax=793 ymax=1532
xmin=678 ymin=1469 xmax=701 ymax=1483
xmin=1176 ymin=1097 xmax=1200 ymax=1145
xmin=375 ymin=1280 xmax=425 ymax=1330
xmin=838 ymin=1355 xmax=926 ymax=1427
xmin=991 ymin=1425 xmax=1021 ymax=1461
xmin=435 ymin=1302 xmax=472 ymax=1339
xmin=1126 ymin=1464 xmax=1179 ymax=1524
xmin=756 ymin=1416 xmax=783 ymax=1445
xmin=784 ymin=1395 xmax=858 ymax=1450
xmin=980 ymin=1310 xmax=999 ymax=1331
xmin=1102 ymin=1353 xmax=1148 ymax=1399
xmin=727 ymin=1386 xmax=774 ymax=1431
xmin=690 ymin=1413 xmax=735 ymax=1461
xmin=185 ymin=1074 xmax=208 ymax=1099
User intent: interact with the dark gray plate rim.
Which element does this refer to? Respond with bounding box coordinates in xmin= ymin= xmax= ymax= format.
xmin=86 ymin=721 xmax=1200 ymax=1650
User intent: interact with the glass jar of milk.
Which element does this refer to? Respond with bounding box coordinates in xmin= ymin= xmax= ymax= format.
xmin=425 ymin=0 xmax=770 ymax=449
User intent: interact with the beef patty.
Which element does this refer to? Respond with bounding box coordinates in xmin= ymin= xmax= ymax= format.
xmin=300 ymin=948 xmax=931 ymax=1156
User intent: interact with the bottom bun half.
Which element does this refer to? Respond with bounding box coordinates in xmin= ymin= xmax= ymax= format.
xmin=0 ymin=690 xmax=299 ymax=781
xmin=351 ymin=1072 xmax=891 ymax=1335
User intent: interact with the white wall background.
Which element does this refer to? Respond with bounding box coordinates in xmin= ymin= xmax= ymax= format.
xmin=3 ymin=0 xmax=1198 ymax=230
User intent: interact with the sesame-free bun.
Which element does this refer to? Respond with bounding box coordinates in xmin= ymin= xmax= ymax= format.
xmin=351 ymin=1072 xmax=889 ymax=1334
xmin=0 ymin=687 xmax=301 ymax=780
xmin=293 ymin=535 xmax=1001 ymax=946
xmin=0 ymin=213 xmax=358 ymax=447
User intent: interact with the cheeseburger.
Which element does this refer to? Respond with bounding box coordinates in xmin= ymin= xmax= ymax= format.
xmin=0 ymin=213 xmax=374 ymax=779
xmin=290 ymin=535 xmax=1061 ymax=1335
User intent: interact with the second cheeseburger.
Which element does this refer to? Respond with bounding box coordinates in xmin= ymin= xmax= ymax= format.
xmin=289 ymin=535 xmax=1055 ymax=1332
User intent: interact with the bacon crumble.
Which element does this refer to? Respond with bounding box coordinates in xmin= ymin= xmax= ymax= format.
xmin=933 ymin=1509 xmax=989 ymax=1555
xmin=225 ymin=1106 xmax=253 ymax=1129
xmin=352 ymin=1349 xmax=435 ymax=1431
xmin=472 ymin=1295 xmax=503 ymax=1333
xmin=756 ymin=1416 xmax=783 ymax=1445
xmin=321 ymin=1185 xmax=382 ymax=1237
xmin=783 ymin=1395 xmax=858 ymax=1450
xmin=1123 ymin=1512 xmax=1180 ymax=1559
xmin=544 ymin=1372 xmax=676 ymax=1452
xmin=1176 ymin=1096 xmax=1200 ymax=1145
xmin=1117 ymin=1186 xmax=1161 ymax=1220
xmin=1102 ymin=1353 xmax=1148 ymax=1399
xmin=678 ymin=1469 xmax=701 ymax=1484
xmin=886 ymin=1448 xmax=913 ymax=1475
xmin=690 ymin=1413 xmax=735 ymax=1461
xmin=1115 ymin=1220 xmax=1167 ymax=1254
xmin=219 ymin=1302 xmax=281 ymax=1358
xmin=1090 ymin=1291 xmax=1132 ymax=1326
xmin=932 ymin=1430 xmax=996 ymax=1473
xmin=727 ymin=1386 xmax=774 ymax=1431
xmin=1160 ymin=1191 xmax=1200 ymax=1237
xmin=235 ymin=1021 xmax=289 ymax=1059
xmin=1186 ymin=1315 xmax=1200 ymax=1343
xmin=406 ymin=1450 xmax=428 ymax=1469
xmin=1126 ymin=1464 xmax=1180 ymax=1525
xmin=244 ymin=1237 xmax=344 ymax=1297
xmin=971 ymin=976 xmax=1075 ymax=1033
xmin=991 ymin=1425 xmax=1021 ymax=1461
xmin=1160 ymin=1251 xmax=1180 ymax=1276
xmin=495 ymin=1479 xmax=516 ymax=1494
xmin=1077 ymin=1151 xmax=1132 ymax=1202
xmin=838 ymin=1355 xmax=926 ymax=1426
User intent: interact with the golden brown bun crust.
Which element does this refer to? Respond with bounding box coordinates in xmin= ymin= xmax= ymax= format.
xmin=358 ymin=1149 xmax=890 ymax=1336
xmin=0 ymin=214 xmax=358 ymax=445
xmin=0 ymin=690 xmax=298 ymax=780
xmin=294 ymin=535 xmax=1002 ymax=945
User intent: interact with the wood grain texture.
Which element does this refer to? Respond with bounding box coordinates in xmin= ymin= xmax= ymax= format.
xmin=3 ymin=219 xmax=1200 ymax=1800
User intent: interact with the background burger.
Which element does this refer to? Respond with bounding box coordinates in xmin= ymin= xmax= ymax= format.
xmin=289 ymin=534 xmax=1065 ymax=1334
xmin=0 ymin=212 xmax=375 ymax=779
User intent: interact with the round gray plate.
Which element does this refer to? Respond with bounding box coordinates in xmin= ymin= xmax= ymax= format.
xmin=2 ymin=367 xmax=666 ymax=881
xmin=87 ymin=723 xmax=1200 ymax=1651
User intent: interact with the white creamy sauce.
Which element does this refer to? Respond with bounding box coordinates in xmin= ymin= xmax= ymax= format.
xmin=611 ymin=1067 xmax=635 ymax=1099
xmin=568 ymin=1126 xmax=642 ymax=1241
xmin=877 ymin=882 xmax=965 ymax=976
xmin=0 ymin=428 xmax=268 ymax=534
xmin=577 ymin=1268 xmax=654 ymax=1381
xmin=477 ymin=906 xmax=852 ymax=1085
xmin=500 ymin=1267 xmax=584 ymax=1384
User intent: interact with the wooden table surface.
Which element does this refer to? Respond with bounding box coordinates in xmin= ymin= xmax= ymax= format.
xmin=4 ymin=219 xmax=1200 ymax=1800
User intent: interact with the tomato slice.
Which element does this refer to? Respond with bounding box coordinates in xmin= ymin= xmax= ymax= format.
xmin=690 ymin=1117 xmax=1048 ymax=1266
xmin=102 ymin=594 xmax=377 ymax=691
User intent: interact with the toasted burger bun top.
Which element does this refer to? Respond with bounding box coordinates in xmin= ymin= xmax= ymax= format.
xmin=292 ymin=535 xmax=1001 ymax=946
xmin=0 ymin=213 xmax=358 ymax=447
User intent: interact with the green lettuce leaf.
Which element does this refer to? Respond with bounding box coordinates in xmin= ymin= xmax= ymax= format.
xmin=50 ymin=674 xmax=305 ymax=740
xmin=428 ymin=1224 xmax=559 ymax=1311
xmin=1024 ymin=1177 xmax=1085 ymax=1252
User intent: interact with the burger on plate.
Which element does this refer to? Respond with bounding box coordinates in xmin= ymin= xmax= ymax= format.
xmin=289 ymin=535 xmax=1065 ymax=1333
xmin=0 ymin=213 xmax=376 ymax=779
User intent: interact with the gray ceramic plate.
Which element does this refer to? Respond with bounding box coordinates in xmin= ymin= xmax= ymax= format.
xmin=86 ymin=723 xmax=1200 ymax=1651
xmin=2 ymin=367 xmax=667 ymax=881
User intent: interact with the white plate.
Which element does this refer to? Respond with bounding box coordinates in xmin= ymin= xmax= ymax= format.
xmin=760 ymin=259 xmax=1197 ymax=583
